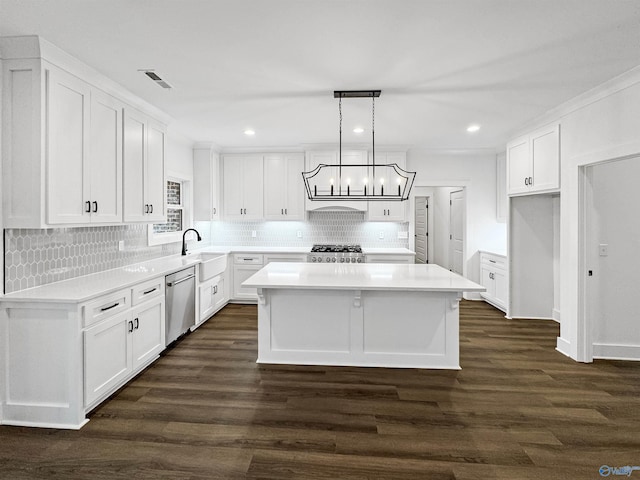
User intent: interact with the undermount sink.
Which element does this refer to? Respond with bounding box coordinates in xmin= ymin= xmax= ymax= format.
xmin=196 ymin=253 xmax=227 ymax=281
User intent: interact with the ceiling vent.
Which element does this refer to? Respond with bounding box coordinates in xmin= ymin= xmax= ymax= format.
xmin=139 ymin=70 xmax=173 ymax=89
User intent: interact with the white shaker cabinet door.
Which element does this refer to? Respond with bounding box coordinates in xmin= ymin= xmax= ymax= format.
xmin=47 ymin=67 xmax=91 ymax=225
xmin=131 ymin=297 xmax=165 ymax=371
xmin=145 ymin=121 xmax=166 ymax=221
xmin=530 ymin=124 xmax=560 ymax=193
xmin=223 ymin=157 xmax=245 ymax=220
xmin=506 ymin=135 xmax=530 ymax=195
xmin=123 ymin=109 xmax=147 ymax=222
xmin=89 ymin=90 xmax=123 ymax=223
xmin=264 ymin=154 xmax=287 ymax=220
xmin=84 ymin=310 xmax=132 ymax=407
xmin=242 ymin=156 xmax=264 ymax=219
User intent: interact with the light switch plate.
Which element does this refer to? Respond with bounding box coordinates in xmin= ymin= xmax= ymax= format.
xmin=599 ymin=244 xmax=608 ymax=256
xmin=297 ymin=230 xmax=302 ymax=238
xmin=118 ymin=240 xmax=124 ymax=251
xmin=251 ymin=230 xmax=257 ymax=238
xmin=379 ymin=231 xmax=384 ymax=239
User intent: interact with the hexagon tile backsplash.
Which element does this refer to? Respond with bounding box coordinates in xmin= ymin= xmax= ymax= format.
xmin=4 ymin=212 xmax=409 ymax=294
xmin=3 ymin=225 xmax=180 ymax=294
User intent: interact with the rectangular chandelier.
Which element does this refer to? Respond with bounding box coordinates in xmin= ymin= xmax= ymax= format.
xmin=302 ymin=90 xmax=416 ymax=201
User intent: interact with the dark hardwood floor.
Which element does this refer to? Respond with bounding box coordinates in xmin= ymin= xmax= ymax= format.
xmin=2 ymin=300 xmax=640 ymax=479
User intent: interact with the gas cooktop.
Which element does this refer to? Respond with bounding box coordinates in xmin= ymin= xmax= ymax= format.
xmin=310 ymin=244 xmax=363 ymax=253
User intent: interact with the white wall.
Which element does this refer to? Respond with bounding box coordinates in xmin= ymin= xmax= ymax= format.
xmin=407 ymin=150 xmax=507 ymax=288
xmin=528 ymin=66 xmax=640 ymax=361
xmin=166 ymin=126 xmax=194 ymax=179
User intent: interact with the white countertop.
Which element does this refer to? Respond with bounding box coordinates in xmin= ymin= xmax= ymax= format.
xmin=1 ymin=245 xmax=417 ymax=303
xmin=243 ymin=262 xmax=484 ymax=292
xmin=1 ymin=255 xmax=206 ymax=304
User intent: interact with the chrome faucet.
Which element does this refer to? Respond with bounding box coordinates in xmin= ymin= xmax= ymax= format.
xmin=181 ymin=228 xmax=202 ymax=255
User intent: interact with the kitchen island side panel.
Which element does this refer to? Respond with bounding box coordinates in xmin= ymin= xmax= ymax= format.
xmin=256 ymin=288 xmax=461 ymax=369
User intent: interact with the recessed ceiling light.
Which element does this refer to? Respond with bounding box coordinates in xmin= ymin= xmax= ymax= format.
xmin=244 ymin=129 xmax=255 ymax=136
xmin=466 ymin=124 xmax=481 ymax=133
xmin=353 ymin=127 xmax=364 ymax=134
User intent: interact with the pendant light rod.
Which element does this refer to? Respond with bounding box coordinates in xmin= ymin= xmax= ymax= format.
xmin=334 ymin=90 xmax=381 ymax=98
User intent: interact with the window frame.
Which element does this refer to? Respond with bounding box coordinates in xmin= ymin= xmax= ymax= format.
xmin=148 ymin=173 xmax=192 ymax=246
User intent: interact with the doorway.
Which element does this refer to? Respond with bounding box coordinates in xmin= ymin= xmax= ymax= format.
xmin=583 ymin=155 xmax=640 ymax=361
xmin=414 ymin=196 xmax=428 ymax=264
xmin=449 ymin=189 xmax=464 ymax=275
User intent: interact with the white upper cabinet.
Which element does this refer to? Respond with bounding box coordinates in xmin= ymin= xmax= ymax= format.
xmin=264 ymin=154 xmax=305 ymax=221
xmin=193 ymin=148 xmax=222 ymax=221
xmin=46 ymin=67 xmax=92 ymax=224
xmin=123 ymin=108 xmax=166 ymax=222
xmin=367 ymin=152 xmax=407 ymax=222
xmin=222 ymin=155 xmax=264 ymax=220
xmin=507 ymin=123 xmax=560 ymax=196
xmin=89 ymin=90 xmax=123 ymax=223
xmin=1 ymin=37 xmax=167 ymax=228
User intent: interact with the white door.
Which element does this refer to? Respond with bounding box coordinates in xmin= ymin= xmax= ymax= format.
xmin=123 ymin=108 xmax=147 ymax=222
xmin=414 ymin=196 xmax=428 ymax=264
xmin=47 ymin=67 xmax=91 ymax=224
xmin=131 ymin=298 xmax=165 ymax=370
xmin=146 ymin=121 xmax=166 ymax=221
xmin=449 ymin=190 xmax=464 ymax=275
xmin=506 ymin=135 xmax=530 ymax=195
xmin=264 ymin=154 xmax=287 ymax=219
xmin=90 ymin=90 xmax=122 ymax=223
xmin=586 ymin=156 xmax=640 ymax=361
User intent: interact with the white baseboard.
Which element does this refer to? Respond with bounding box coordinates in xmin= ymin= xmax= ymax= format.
xmin=556 ymin=337 xmax=572 ymax=358
xmin=592 ymin=343 xmax=640 ymax=361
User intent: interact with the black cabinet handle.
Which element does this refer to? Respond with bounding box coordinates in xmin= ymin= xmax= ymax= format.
xmin=143 ymin=287 xmax=157 ymax=295
xmin=285 ymin=208 xmax=287 ymax=215
xmin=244 ymin=208 xmax=247 ymax=214
xmin=489 ymin=259 xmax=496 ymax=263
xmin=150 ymin=204 xmax=153 ymax=214
xmin=100 ymin=302 xmax=120 ymax=312
xmin=281 ymin=209 xmax=283 ymax=215
xmin=85 ymin=201 xmax=91 ymax=213
xmin=529 ymin=176 xmax=533 ymax=185
xmin=92 ymin=201 xmax=98 ymax=213
xmin=145 ymin=204 xmax=149 ymax=213
xmin=213 ymin=207 xmax=216 ymax=215
xmin=134 ymin=318 xmax=139 ymax=330
xmin=524 ymin=177 xmax=529 ymax=186
xmin=240 ymin=208 xmax=242 ymax=215
xmin=128 ymin=320 xmax=134 ymax=333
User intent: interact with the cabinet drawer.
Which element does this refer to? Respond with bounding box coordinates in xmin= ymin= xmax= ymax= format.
xmin=83 ymin=289 xmax=131 ymax=328
xmin=131 ymin=276 xmax=164 ymax=306
xmin=234 ymin=254 xmax=264 ymax=265
xmin=480 ymin=252 xmax=506 ymax=270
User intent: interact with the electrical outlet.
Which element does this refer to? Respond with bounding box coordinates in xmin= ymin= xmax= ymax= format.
xmin=397 ymin=231 xmax=408 ymax=239
xmin=297 ymin=230 xmax=302 ymax=238
xmin=118 ymin=240 xmax=124 ymax=251
xmin=251 ymin=230 xmax=257 ymax=238
xmin=599 ymin=244 xmax=608 ymax=256
xmin=379 ymin=231 xmax=384 ymax=239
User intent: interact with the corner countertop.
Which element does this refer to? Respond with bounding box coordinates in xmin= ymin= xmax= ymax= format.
xmin=242 ymin=262 xmax=484 ymax=293
xmin=0 ymin=245 xmax=416 ymax=304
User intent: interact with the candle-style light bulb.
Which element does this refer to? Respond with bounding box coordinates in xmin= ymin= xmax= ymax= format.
xmin=380 ymin=178 xmax=384 ymax=196
xmin=347 ymin=178 xmax=351 ymax=196
xmin=330 ymin=178 xmax=334 ymax=196
xmin=363 ymin=177 xmax=368 ymax=196
xmin=397 ymin=178 xmax=402 ymax=196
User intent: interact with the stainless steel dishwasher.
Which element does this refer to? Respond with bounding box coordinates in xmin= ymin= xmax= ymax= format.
xmin=165 ymin=266 xmax=196 ymax=346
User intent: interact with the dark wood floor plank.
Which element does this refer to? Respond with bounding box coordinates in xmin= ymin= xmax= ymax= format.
xmin=2 ymin=299 xmax=640 ymax=479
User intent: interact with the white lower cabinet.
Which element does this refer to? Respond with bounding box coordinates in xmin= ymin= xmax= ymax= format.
xmin=84 ymin=309 xmax=132 ymax=407
xmin=479 ymin=252 xmax=507 ymax=312
xmin=84 ymin=293 xmax=165 ymax=408
xmin=198 ymin=274 xmax=226 ymax=323
xmin=232 ymin=254 xmax=264 ymax=302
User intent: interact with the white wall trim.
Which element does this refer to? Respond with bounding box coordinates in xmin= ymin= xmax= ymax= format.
xmin=552 ymin=309 xmax=561 ymax=323
xmin=556 ymin=337 xmax=572 ymax=358
xmin=593 ymin=343 xmax=640 ymax=361
xmin=508 ymin=64 xmax=640 ymax=140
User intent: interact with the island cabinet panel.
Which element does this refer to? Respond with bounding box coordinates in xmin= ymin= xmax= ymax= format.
xmin=255 ymin=288 xmax=462 ymax=369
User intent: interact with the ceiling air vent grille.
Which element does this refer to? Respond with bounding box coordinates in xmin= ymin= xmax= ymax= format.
xmin=140 ymin=70 xmax=173 ymax=89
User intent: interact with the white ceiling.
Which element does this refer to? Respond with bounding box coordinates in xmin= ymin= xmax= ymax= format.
xmin=2 ymin=0 xmax=640 ymax=150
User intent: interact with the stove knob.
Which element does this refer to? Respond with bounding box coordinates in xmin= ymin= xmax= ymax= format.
xmin=340 ymin=257 xmax=345 ymax=263
xmin=325 ymin=257 xmax=331 ymax=263
xmin=332 ymin=257 xmax=337 ymax=263
xmin=357 ymin=257 xmax=363 ymax=263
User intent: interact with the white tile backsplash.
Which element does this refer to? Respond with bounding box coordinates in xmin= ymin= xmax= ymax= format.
xmin=4 ymin=212 xmax=408 ymax=293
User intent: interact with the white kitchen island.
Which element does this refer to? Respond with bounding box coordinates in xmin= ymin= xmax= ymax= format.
xmin=243 ymin=263 xmax=484 ymax=369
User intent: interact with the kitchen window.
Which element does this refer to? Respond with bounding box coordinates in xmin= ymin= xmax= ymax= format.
xmin=148 ymin=176 xmax=192 ymax=246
